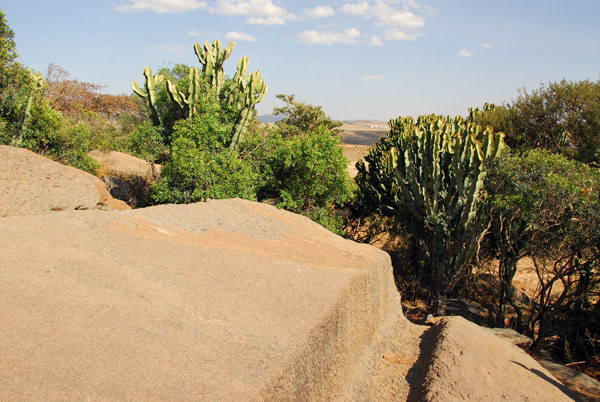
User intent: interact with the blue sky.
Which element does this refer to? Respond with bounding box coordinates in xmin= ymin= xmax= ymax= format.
xmin=2 ymin=0 xmax=599 ymax=121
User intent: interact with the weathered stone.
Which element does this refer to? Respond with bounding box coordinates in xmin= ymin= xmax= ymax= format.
xmin=0 ymin=199 xmax=402 ymax=400
xmin=0 ymin=147 xmax=584 ymax=401
xmin=487 ymin=327 xmax=533 ymax=347
xmin=0 ymin=145 xmax=129 ymax=217
xmin=422 ymin=316 xmax=579 ymax=402
xmin=89 ymin=150 xmax=161 ymax=207
xmin=539 ymin=360 xmax=600 ymax=402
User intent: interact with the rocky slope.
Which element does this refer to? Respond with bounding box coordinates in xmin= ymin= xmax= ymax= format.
xmin=0 ymin=145 xmax=581 ymax=401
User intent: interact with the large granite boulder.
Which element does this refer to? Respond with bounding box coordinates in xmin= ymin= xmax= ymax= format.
xmin=0 ymin=145 xmax=129 ymax=217
xmin=0 ymin=199 xmax=405 ymax=400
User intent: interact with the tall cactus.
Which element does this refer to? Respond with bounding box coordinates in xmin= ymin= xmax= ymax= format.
xmin=166 ymin=67 xmax=202 ymax=119
xmin=194 ymin=40 xmax=235 ymax=94
xmin=134 ymin=40 xmax=267 ymax=150
xmin=11 ymin=71 xmax=43 ymax=146
xmin=229 ymin=70 xmax=267 ymax=149
xmin=360 ymin=114 xmax=506 ymax=314
xmin=131 ymin=67 xmax=164 ymax=127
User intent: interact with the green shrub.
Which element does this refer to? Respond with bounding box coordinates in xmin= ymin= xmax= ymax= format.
xmin=470 ymin=79 xmax=600 ymax=166
xmin=246 ymin=95 xmax=353 ymax=233
xmin=484 ymin=149 xmax=600 ymax=350
xmin=151 ymin=112 xmax=256 ymax=204
xmin=256 ymin=127 xmax=352 ymax=211
xmin=19 ymin=101 xmax=98 ymax=173
xmin=152 ymin=136 xmax=257 ymax=203
xmin=128 ymin=121 xmax=166 ymax=163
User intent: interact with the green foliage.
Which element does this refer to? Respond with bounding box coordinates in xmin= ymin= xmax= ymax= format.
xmin=484 ymin=149 xmax=600 ymax=344
xmin=151 ymin=113 xmax=256 ymax=204
xmin=44 ymin=63 xmax=143 ymax=153
xmin=11 ymin=72 xmax=44 ymax=145
xmin=243 ymin=95 xmax=353 ymax=233
xmin=470 ymin=79 xmax=600 ymax=166
xmin=357 ymin=115 xmax=506 ymax=314
xmin=18 ymin=101 xmax=98 ymax=173
xmin=274 ymin=94 xmax=342 ymax=137
xmin=128 ymin=121 xmax=165 ymax=162
xmin=0 ymin=9 xmax=17 ymax=71
xmin=0 ymin=10 xmax=39 ymax=143
xmin=251 ymin=126 xmax=352 ymax=228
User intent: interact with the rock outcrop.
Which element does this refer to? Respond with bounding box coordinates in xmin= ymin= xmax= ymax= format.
xmin=0 ymin=145 xmax=582 ymax=401
xmin=0 ymin=145 xmax=129 ymax=217
xmin=419 ymin=317 xmax=578 ymax=401
xmin=89 ymin=150 xmax=160 ymax=206
xmin=1 ymin=199 xmax=407 ymax=400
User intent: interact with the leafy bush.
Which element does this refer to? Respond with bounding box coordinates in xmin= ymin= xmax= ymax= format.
xmin=470 ymin=79 xmax=600 ymax=166
xmin=128 ymin=121 xmax=166 ymax=163
xmin=246 ymin=95 xmax=353 ymax=233
xmin=273 ymin=94 xmax=342 ymax=136
xmin=483 ymin=149 xmax=600 ymax=351
xmin=250 ymin=126 xmax=352 ymax=230
xmin=19 ymin=101 xmax=98 ymax=172
xmin=151 ymin=112 xmax=257 ymax=204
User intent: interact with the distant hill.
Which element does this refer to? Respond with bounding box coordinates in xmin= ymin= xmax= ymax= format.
xmin=257 ymin=114 xmax=283 ymax=123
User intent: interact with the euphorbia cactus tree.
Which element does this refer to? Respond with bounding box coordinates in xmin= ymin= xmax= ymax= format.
xmin=131 ymin=67 xmax=164 ymax=127
xmin=360 ymin=115 xmax=506 ymax=315
xmin=194 ymin=40 xmax=235 ymax=95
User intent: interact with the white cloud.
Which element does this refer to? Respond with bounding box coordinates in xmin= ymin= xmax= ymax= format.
xmin=115 ymin=0 xmax=207 ymax=13
xmin=225 ymin=31 xmax=259 ymax=42
xmin=143 ymin=44 xmax=188 ymax=53
xmin=305 ymin=5 xmax=335 ymax=19
xmin=372 ymin=3 xmax=424 ymax=27
xmin=361 ymin=75 xmax=386 ymax=80
xmin=341 ymin=1 xmax=370 ymax=15
xmin=368 ymin=35 xmax=383 ymax=46
xmin=384 ymin=28 xmax=419 ymax=41
xmin=299 ymin=28 xmax=361 ymax=45
xmin=459 ymin=43 xmax=492 ymax=57
xmin=213 ymin=0 xmax=284 ymax=16
xmin=246 ymin=16 xmax=286 ymax=25
xmin=211 ymin=0 xmax=295 ymax=24
xmin=341 ymin=0 xmax=428 ymax=44
xmin=187 ymin=30 xmax=208 ymax=37
xmin=378 ymin=11 xmax=423 ymax=27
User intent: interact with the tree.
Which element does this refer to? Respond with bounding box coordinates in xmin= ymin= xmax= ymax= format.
xmin=151 ymin=106 xmax=257 ymax=204
xmin=45 ymin=63 xmax=141 ymax=150
xmin=273 ymin=94 xmax=342 ymax=137
xmin=0 ymin=9 xmax=35 ymax=141
xmin=484 ymin=149 xmax=600 ymax=350
xmin=470 ymin=79 xmax=600 ymax=166
xmin=247 ymin=95 xmax=353 ymax=233
xmin=0 ymin=9 xmax=17 ymax=80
